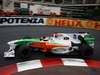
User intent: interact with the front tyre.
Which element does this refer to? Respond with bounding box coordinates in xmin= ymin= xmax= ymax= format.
xmin=15 ymin=46 xmax=33 ymax=59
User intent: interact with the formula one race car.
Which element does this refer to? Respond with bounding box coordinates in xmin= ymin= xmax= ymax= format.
xmin=4 ymin=32 xmax=95 ymax=59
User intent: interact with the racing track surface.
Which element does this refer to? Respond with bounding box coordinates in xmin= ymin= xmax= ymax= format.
xmin=13 ymin=66 xmax=100 ymax=75
xmin=0 ymin=26 xmax=100 ymax=67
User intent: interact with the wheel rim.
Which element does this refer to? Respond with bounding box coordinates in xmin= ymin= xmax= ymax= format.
xmin=51 ymin=47 xmax=72 ymax=54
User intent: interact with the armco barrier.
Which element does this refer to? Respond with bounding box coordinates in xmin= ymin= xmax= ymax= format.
xmin=47 ymin=18 xmax=100 ymax=30
xmin=0 ymin=58 xmax=100 ymax=75
xmin=0 ymin=17 xmax=100 ymax=30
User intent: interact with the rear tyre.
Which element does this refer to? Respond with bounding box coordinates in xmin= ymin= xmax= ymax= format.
xmin=79 ymin=44 xmax=93 ymax=59
xmin=15 ymin=46 xmax=33 ymax=59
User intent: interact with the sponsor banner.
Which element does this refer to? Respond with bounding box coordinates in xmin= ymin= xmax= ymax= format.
xmin=30 ymin=5 xmax=61 ymax=15
xmin=47 ymin=18 xmax=100 ymax=30
xmin=0 ymin=17 xmax=47 ymax=26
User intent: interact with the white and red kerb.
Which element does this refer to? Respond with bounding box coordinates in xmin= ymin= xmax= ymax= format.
xmin=0 ymin=58 xmax=100 ymax=75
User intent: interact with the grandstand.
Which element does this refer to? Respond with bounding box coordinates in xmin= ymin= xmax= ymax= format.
xmin=0 ymin=0 xmax=100 ymax=20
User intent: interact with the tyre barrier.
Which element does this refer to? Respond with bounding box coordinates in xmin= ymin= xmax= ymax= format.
xmin=0 ymin=58 xmax=100 ymax=75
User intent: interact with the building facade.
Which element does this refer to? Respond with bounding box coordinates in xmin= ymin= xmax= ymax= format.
xmin=0 ymin=0 xmax=100 ymax=20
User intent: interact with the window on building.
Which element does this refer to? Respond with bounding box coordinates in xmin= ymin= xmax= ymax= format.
xmin=74 ymin=0 xmax=83 ymax=4
xmin=44 ymin=0 xmax=52 ymax=3
xmin=85 ymin=0 xmax=96 ymax=4
xmin=14 ymin=2 xmax=20 ymax=8
xmin=20 ymin=0 xmax=31 ymax=1
xmin=0 ymin=0 xmax=2 ymax=9
xmin=63 ymin=0 xmax=72 ymax=4
xmin=32 ymin=0 xmax=42 ymax=2
xmin=55 ymin=0 xmax=63 ymax=4
xmin=0 ymin=0 xmax=2 ymax=5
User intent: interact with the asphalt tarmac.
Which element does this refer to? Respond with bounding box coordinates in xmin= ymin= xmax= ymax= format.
xmin=13 ymin=66 xmax=100 ymax=75
xmin=0 ymin=26 xmax=100 ymax=67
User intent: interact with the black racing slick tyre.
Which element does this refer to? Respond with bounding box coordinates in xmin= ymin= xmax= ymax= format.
xmin=15 ymin=46 xmax=33 ymax=59
xmin=79 ymin=44 xmax=93 ymax=59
